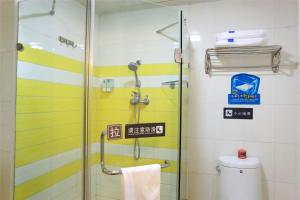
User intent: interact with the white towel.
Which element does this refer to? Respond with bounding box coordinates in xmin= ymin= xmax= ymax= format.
xmin=121 ymin=164 xmax=161 ymax=200
xmin=215 ymin=38 xmax=266 ymax=48
xmin=216 ymin=29 xmax=265 ymax=41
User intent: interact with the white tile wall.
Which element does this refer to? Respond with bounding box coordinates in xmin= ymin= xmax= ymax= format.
xmin=0 ymin=1 xmax=17 ymax=200
xmin=93 ymin=7 xmax=180 ymax=66
xmin=18 ymin=0 xmax=86 ymax=61
xmin=184 ymin=0 xmax=299 ymax=199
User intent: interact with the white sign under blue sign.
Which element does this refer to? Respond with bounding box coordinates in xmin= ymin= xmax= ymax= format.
xmin=228 ymin=73 xmax=260 ymax=105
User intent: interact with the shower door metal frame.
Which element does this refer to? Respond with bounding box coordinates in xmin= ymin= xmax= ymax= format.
xmin=177 ymin=11 xmax=189 ymax=200
xmin=83 ymin=0 xmax=94 ymax=199
xmin=177 ymin=10 xmax=183 ymax=200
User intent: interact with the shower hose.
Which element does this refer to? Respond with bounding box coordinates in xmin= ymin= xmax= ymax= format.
xmin=133 ymin=105 xmax=141 ymax=160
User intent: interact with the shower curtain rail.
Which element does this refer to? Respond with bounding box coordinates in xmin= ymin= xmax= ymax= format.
xmin=100 ymin=131 xmax=170 ymax=175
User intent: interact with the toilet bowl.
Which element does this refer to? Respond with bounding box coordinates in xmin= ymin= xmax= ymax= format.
xmin=217 ymin=156 xmax=262 ymax=200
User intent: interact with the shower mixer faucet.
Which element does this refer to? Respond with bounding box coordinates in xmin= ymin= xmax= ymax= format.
xmin=130 ymin=91 xmax=150 ymax=105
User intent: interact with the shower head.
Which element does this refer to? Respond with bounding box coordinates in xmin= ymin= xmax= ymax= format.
xmin=128 ymin=60 xmax=141 ymax=88
xmin=128 ymin=60 xmax=141 ymax=71
xmin=128 ymin=62 xmax=138 ymax=71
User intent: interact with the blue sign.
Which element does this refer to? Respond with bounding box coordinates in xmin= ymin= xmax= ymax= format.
xmin=228 ymin=73 xmax=260 ymax=105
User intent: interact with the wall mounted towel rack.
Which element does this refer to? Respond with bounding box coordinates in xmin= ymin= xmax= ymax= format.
xmin=205 ymin=45 xmax=282 ymax=74
xmin=100 ymin=131 xmax=170 ymax=175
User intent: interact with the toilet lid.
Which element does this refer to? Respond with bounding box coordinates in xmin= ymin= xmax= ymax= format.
xmin=218 ymin=156 xmax=260 ymax=169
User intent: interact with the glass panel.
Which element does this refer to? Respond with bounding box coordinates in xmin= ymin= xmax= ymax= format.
xmin=179 ymin=13 xmax=190 ymax=200
xmin=14 ymin=0 xmax=87 ymax=199
xmin=90 ymin=2 xmax=181 ymax=200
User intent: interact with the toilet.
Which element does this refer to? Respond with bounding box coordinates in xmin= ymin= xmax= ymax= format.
xmin=217 ymin=156 xmax=262 ymax=200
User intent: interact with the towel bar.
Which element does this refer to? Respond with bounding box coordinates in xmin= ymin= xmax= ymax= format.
xmin=205 ymin=45 xmax=282 ymax=74
xmin=100 ymin=131 xmax=170 ymax=175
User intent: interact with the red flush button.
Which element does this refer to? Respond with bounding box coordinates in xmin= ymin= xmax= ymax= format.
xmin=238 ymin=149 xmax=247 ymax=159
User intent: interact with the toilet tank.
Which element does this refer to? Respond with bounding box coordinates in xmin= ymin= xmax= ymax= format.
xmin=217 ymin=156 xmax=262 ymax=200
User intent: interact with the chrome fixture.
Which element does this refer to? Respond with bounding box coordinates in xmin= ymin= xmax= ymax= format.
xmin=128 ymin=60 xmax=141 ymax=88
xmin=128 ymin=60 xmax=150 ymax=106
xmin=130 ymin=91 xmax=140 ymax=105
xmin=100 ymin=131 xmax=170 ymax=175
xmin=19 ymin=0 xmax=56 ymax=20
xmin=162 ymin=80 xmax=179 ymax=89
xmin=130 ymin=91 xmax=150 ymax=105
xmin=156 ymin=22 xmax=179 ymax=42
xmin=50 ymin=0 xmax=56 ymax=16
xmin=128 ymin=60 xmax=150 ymax=160
xmin=161 ymin=80 xmax=189 ymax=89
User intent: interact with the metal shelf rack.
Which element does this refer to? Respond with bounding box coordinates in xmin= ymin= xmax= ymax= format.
xmin=205 ymin=45 xmax=282 ymax=74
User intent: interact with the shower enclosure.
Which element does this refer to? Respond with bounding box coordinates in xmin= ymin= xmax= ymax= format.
xmin=13 ymin=0 xmax=189 ymax=199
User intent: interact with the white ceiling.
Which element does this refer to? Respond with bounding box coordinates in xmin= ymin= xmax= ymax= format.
xmin=78 ymin=0 xmax=216 ymax=15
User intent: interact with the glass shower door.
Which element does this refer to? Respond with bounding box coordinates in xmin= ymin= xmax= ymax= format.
xmin=90 ymin=2 xmax=183 ymax=200
xmin=14 ymin=0 xmax=87 ymax=199
xmin=179 ymin=12 xmax=190 ymax=200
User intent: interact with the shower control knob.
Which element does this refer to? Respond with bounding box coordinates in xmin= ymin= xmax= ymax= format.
xmin=142 ymin=96 xmax=150 ymax=105
xmin=130 ymin=91 xmax=140 ymax=105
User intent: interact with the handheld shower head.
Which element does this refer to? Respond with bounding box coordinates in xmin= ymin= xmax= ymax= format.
xmin=128 ymin=60 xmax=141 ymax=88
xmin=128 ymin=60 xmax=141 ymax=71
xmin=128 ymin=62 xmax=138 ymax=71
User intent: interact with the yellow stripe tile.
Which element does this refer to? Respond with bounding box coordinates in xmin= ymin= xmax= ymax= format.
xmin=16 ymin=124 xmax=82 ymax=150
xmin=18 ymin=44 xmax=84 ymax=74
xmin=14 ymin=160 xmax=83 ymax=200
xmin=17 ymin=79 xmax=83 ymax=98
xmin=18 ymin=44 xmax=179 ymax=77
xmin=17 ymin=96 xmax=82 ymax=113
xmin=94 ymin=63 xmax=179 ymax=77
xmin=15 ymin=153 xmax=176 ymax=199
xmin=16 ymin=111 xmax=83 ymax=131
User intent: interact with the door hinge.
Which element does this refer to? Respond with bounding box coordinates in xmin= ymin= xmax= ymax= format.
xmin=174 ymin=48 xmax=182 ymax=63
